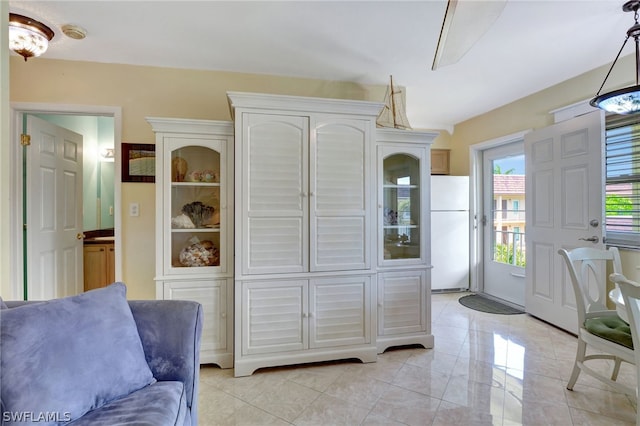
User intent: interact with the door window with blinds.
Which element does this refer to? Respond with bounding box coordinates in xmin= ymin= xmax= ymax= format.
xmin=606 ymin=114 xmax=640 ymax=248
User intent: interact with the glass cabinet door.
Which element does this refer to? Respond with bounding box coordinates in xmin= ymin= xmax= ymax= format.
xmin=383 ymin=153 xmax=421 ymax=260
xmin=169 ymin=144 xmax=222 ymax=270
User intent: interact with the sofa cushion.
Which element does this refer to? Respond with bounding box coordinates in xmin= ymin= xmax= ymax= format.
xmin=0 ymin=296 xmax=6 ymax=309
xmin=0 ymin=283 xmax=156 ymax=425
xmin=67 ymin=381 xmax=187 ymax=426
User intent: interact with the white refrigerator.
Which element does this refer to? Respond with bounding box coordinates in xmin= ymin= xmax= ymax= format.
xmin=430 ymin=175 xmax=470 ymax=291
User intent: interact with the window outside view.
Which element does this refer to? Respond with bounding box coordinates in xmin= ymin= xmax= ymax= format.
xmin=605 ymin=117 xmax=640 ymax=247
xmin=493 ymin=155 xmax=526 ymax=267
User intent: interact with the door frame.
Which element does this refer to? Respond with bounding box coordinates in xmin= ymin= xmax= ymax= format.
xmin=9 ymin=102 xmax=122 ymax=300
xmin=468 ymin=129 xmax=530 ymax=295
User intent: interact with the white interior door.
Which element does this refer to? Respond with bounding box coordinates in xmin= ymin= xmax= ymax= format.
xmin=525 ymin=110 xmax=604 ymax=333
xmin=26 ymin=115 xmax=83 ymax=300
xmin=482 ymin=142 xmax=526 ymax=306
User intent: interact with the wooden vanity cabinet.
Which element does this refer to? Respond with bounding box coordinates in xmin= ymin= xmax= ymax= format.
xmin=83 ymin=241 xmax=115 ymax=291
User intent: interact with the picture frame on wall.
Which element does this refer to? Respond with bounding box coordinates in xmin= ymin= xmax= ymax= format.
xmin=122 ymin=143 xmax=155 ymax=183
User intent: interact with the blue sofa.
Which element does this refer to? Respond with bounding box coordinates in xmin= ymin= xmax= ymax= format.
xmin=0 ymin=283 xmax=202 ymax=426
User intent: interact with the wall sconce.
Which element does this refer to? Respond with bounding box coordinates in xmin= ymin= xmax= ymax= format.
xmin=9 ymin=13 xmax=54 ymax=61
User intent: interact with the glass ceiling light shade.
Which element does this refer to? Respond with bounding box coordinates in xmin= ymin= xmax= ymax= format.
xmin=8 ymin=13 xmax=54 ymax=61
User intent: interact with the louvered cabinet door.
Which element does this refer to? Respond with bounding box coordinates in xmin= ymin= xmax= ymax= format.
xmin=378 ymin=270 xmax=427 ymax=336
xmin=241 ymin=280 xmax=308 ymax=355
xmin=310 ymin=117 xmax=370 ymax=272
xmin=242 ymin=113 xmax=309 ymax=275
xmin=163 ymin=279 xmax=233 ymax=368
xmin=309 ymin=276 xmax=371 ymax=348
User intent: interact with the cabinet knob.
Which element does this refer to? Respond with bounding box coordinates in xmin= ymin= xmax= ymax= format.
xmin=221 ymin=312 xmax=226 ymax=318
xmin=309 ymin=192 xmax=315 ymax=197
xmin=301 ymin=192 xmax=307 ymax=198
xmin=302 ymin=312 xmax=308 ymax=318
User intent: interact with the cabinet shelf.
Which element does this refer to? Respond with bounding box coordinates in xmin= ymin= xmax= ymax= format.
xmin=383 ymin=184 xmax=419 ymax=189
xmin=171 ymin=227 xmax=221 ymax=233
xmin=172 ymin=182 xmax=220 ymax=187
xmin=383 ymin=225 xmax=418 ymax=229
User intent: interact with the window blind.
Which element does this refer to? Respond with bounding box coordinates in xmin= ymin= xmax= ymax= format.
xmin=605 ymin=113 xmax=640 ymax=248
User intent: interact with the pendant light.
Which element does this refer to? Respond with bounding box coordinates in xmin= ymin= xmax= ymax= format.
xmin=590 ymin=1 xmax=640 ymax=114
xmin=8 ymin=13 xmax=54 ymax=61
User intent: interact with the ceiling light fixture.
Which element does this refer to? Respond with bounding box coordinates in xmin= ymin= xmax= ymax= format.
xmin=8 ymin=13 xmax=54 ymax=62
xmin=591 ymin=1 xmax=640 ymax=114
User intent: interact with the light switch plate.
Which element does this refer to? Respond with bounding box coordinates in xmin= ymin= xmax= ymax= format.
xmin=129 ymin=203 xmax=139 ymax=217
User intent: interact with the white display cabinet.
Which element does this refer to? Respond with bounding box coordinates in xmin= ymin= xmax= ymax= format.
xmin=376 ymin=128 xmax=438 ymax=353
xmin=147 ymin=117 xmax=234 ymax=368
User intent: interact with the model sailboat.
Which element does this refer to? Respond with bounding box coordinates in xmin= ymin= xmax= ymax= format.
xmin=376 ymin=75 xmax=412 ymax=129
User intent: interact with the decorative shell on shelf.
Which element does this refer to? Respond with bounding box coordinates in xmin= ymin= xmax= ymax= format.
xmin=179 ymin=238 xmax=219 ymax=267
xmin=184 ymin=169 xmax=219 ymax=183
xmin=201 ymin=169 xmax=219 ymax=183
xmin=181 ymin=201 xmax=215 ymax=228
xmin=383 ymin=208 xmax=397 ymax=225
xmin=186 ymin=170 xmax=201 ymax=182
xmin=171 ymin=213 xmax=195 ymax=229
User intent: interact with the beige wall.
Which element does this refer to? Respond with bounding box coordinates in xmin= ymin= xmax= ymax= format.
xmin=448 ymin=53 xmax=640 ymax=285
xmin=9 ymin=57 xmax=398 ymax=299
xmin=449 ymin=54 xmax=636 ymax=175
xmin=7 ymin=51 xmax=637 ymax=299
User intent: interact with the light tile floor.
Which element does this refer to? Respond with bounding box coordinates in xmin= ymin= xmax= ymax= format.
xmin=198 ymin=292 xmax=638 ymax=425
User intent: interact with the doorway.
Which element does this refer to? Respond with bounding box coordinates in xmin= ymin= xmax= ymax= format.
xmin=482 ymin=142 xmax=526 ymax=306
xmin=10 ymin=103 xmax=122 ymax=300
xmin=469 ymin=131 xmax=528 ymax=307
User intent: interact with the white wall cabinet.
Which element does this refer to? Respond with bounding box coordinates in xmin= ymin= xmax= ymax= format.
xmin=228 ymin=92 xmax=382 ymax=376
xmin=147 ymin=117 xmax=234 ymax=368
xmin=376 ymin=128 xmax=438 ymax=354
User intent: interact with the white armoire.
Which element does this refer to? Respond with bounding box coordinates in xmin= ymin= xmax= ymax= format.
xmin=227 ymin=92 xmax=384 ymax=376
xmin=147 ymin=117 xmax=234 ymax=369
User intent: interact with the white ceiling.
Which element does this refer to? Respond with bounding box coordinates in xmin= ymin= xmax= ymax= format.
xmin=7 ymin=1 xmax=635 ymax=131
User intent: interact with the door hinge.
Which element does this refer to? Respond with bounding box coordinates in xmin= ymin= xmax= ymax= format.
xmin=20 ymin=134 xmax=31 ymax=146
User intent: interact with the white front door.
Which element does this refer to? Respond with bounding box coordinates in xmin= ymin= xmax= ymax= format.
xmin=482 ymin=142 xmax=526 ymax=306
xmin=26 ymin=115 xmax=84 ymax=299
xmin=525 ymin=110 xmax=604 ymax=333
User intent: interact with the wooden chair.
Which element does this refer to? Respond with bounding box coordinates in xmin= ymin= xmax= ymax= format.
xmin=609 ymin=273 xmax=640 ymax=425
xmin=558 ymin=247 xmax=634 ymax=397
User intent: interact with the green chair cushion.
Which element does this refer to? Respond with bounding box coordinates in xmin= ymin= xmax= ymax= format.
xmin=585 ymin=316 xmax=633 ymax=349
